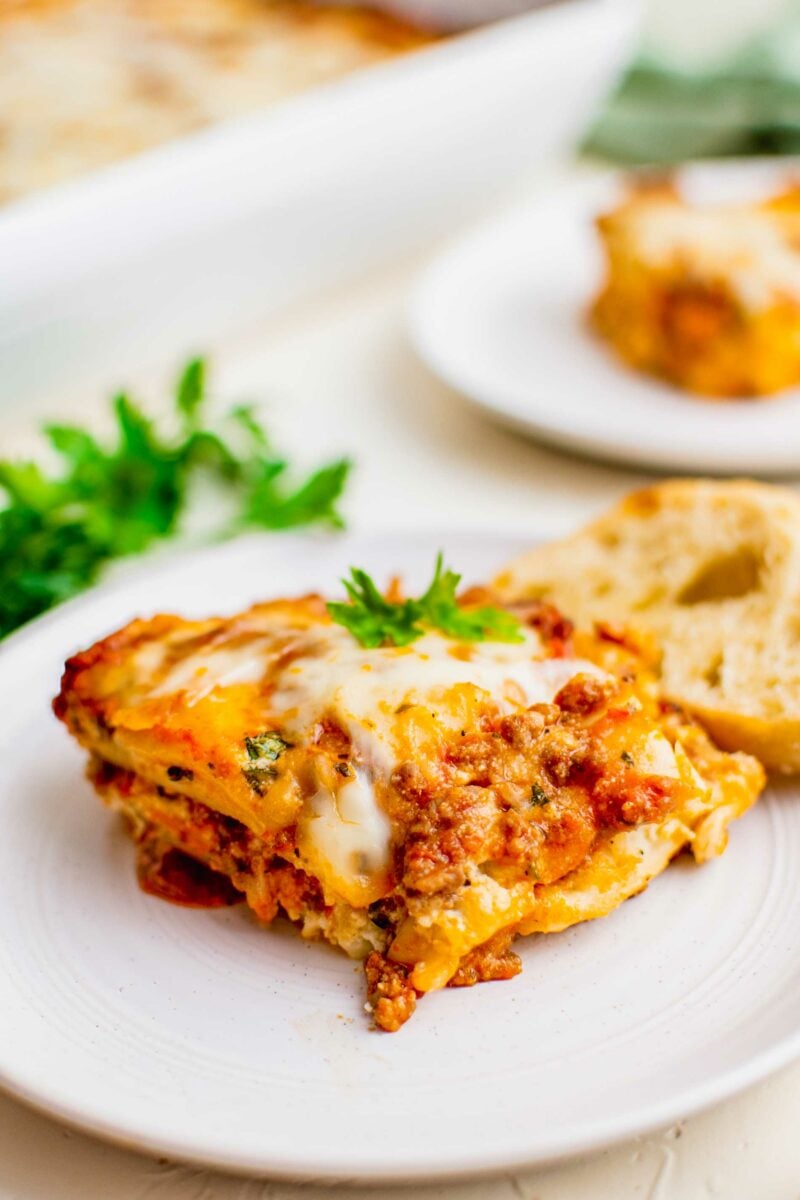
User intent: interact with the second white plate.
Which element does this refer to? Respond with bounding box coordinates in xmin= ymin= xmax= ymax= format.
xmin=2 ymin=530 xmax=800 ymax=1181
xmin=410 ymin=160 xmax=800 ymax=475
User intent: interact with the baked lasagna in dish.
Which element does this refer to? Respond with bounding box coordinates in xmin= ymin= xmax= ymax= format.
xmin=55 ymin=567 xmax=764 ymax=1030
xmin=591 ymin=178 xmax=800 ymax=398
xmin=0 ymin=0 xmax=432 ymax=204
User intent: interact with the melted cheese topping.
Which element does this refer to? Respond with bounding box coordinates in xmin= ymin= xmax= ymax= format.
xmin=302 ymin=770 xmax=395 ymax=908
xmin=146 ymin=620 xmax=608 ymax=907
xmin=152 ymin=641 xmax=273 ymax=697
xmin=271 ymin=627 xmax=601 ymax=764
xmin=630 ymin=200 xmax=800 ymax=309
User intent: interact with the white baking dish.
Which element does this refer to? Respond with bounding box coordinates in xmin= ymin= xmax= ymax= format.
xmin=360 ymin=0 xmax=555 ymax=29
xmin=0 ymin=0 xmax=638 ymax=409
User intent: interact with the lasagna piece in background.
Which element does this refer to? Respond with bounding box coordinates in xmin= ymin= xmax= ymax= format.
xmin=591 ymin=179 xmax=800 ymax=398
xmin=54 ymin=585 xmax=764 ymax=1030
xmin=0 ymin=0 xmax=432 ymax=204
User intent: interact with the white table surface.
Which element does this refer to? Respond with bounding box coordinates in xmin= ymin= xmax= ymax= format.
xmin=5 ymin=247 xmax=800 ymax=1199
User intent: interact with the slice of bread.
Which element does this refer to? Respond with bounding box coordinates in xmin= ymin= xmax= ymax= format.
xmin=494 ymin=479 xmax=800 ymax=773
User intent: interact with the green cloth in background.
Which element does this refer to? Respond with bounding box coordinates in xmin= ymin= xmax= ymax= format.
xmin=584 ymin=5 xmax=800 ymax=163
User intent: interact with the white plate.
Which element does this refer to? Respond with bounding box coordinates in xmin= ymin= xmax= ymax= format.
xmin=2 ymin=530 xmax=800 ymax=1182
xmin=410 ymin=160 xmax=800 ymax=475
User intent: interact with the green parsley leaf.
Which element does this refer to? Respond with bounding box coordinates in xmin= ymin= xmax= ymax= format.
xmin=175 ymin=358 xmax=206 ymax=428
xmin=327 ymin=554 xmax=523 ymax=649
xmin=242 ymin=731 xmax=291 ymax=796
xmin=419 ymin=554 xmax=524 ymax=643
xmin=0 ymin=461 xmax=58 ymax=511
xmin=229 ymin=404 xmax=272 ymax=453
xmin=239 ymin=457 xmax=352 ymax=532
xmin=327 ymin=568 xmax=424 ymax=648
xmin=242 ymin=762 xmax=278 ymax=796
xmin=0 ymin=359 xmax=353 ymax=640
xmin=244 ymin=732 xmax=291 ymax=761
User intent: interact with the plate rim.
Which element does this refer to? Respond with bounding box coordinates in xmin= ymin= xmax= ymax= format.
xmin=2 ymin=528 xmax=800 ymax=1182
xmin=2 ymin=1030 xmax=799 ymax=1183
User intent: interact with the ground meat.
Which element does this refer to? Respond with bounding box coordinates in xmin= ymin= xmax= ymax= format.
xmin=312 ymin=718 xmax=351 ymax=759
xmin=390 ymin=761 xmax=430 ymax=804
xmin=447 ymin=929 xmax=522 ymax=988
xmin=589 ymin=771 xmax=675 ymax=828
xmin=399 ymin=785 xmax=497 ymax=895
xmin=517 ymin=600 xmax=575 ymax=657
xmin=364 ymin=952 xmax=420 ymax=1032
xmin=137 ymin=839 xmax=244 ymax=908
xmin=500 ymin=807 xmax=542 ymax=863
xmin=95 ymin=761 xmax=327 ymax=925
xmin=554 ymin=673 xmax=615 ymax=716
xmin=390 ymin=668 xmax=683 ymax=902
xmin=496 ymin=708 xmax=547 ymax=753
xmin=538 ymin=723 xmax=585 ymax=786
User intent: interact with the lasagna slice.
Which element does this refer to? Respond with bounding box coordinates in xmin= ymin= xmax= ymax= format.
xmin=0 ymin=0 xmax=432 ymax=204
xmin=590 ymin=179 xmax=800 ymax=397
xmin=54 ymin=588 xmax=764 ymax=1030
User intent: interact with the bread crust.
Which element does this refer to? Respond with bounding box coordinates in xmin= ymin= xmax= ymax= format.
xmin=686 ymin=707 xmax=800 ymax=775
xmin=495 ymin=479 xmax=800 ymax=773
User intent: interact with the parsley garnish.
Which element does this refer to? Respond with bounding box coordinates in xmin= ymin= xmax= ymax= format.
xmin=327 ymin=554 xmax=523 ymax=649
xmin=244 ymin=732 xmax=291 ymax=761
xmin=242 ymin=731 xmax=291 ymax=795
xmin=327 ymin=570 xmax=424 ymax=648
xmin=530 ymin=784 xmax=550 ymax=806
xmin=0 ymin=359 xmax=351 ymax=639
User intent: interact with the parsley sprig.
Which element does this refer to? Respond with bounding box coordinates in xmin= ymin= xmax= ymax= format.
xmin=0 ymin=359 xmax=351 ymax=638
xmin=327 ymin=554 xmax=523 ymax=648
